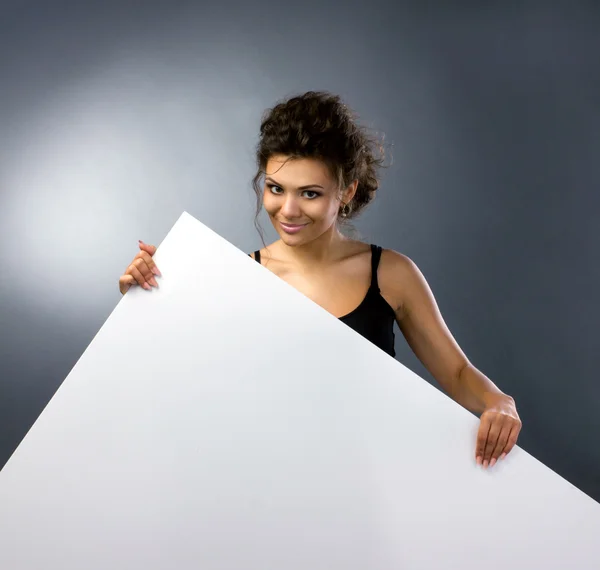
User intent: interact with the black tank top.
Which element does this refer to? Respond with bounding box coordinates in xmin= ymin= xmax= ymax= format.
xmin=250 ymin=244 xmax=396 ymax=357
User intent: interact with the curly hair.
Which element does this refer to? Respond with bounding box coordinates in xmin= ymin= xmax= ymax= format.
xmin=251 ymin=91 xmax=389 ymax=239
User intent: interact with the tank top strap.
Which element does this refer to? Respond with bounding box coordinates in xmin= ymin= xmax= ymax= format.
xmin=253 ymin=250 xmax=261 ymax=264
xmin=370 ymin=244 xmax=382 ymax=291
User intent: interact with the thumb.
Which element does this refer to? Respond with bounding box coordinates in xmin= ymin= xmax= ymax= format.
xmin=475 ymin=415 xmax=491 ymax=466
xmin=138 ymin=240 xmax=157 ymax=256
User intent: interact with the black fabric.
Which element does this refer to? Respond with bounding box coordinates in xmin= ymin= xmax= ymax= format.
xmin=250 ymin=245 xmax=396 ymax=357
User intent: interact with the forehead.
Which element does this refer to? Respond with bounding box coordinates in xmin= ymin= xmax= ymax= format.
xmin=265 ymin=155 xmax=336 ymax=187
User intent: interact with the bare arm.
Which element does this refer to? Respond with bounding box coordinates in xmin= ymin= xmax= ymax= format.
xmin=384 ymin=251 xmax=512 ymax=414
xmin=382 ymin=250 xmax=522 ymax=467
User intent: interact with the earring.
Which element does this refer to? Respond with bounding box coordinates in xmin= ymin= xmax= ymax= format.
xmin=340 ymin=203 xmax=350 ymax=218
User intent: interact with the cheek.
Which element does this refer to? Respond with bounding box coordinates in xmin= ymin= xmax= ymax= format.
xmin=303 ymin=200 xmax=336 ymax=223
xmin=317 ymin=199 xmax=341 ymax=220
xmin=262 ymin=192 xmax=275 ymax=215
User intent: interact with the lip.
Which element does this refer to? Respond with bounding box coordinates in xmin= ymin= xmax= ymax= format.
xmin=280 ymin=222 xmax=308 ymax=234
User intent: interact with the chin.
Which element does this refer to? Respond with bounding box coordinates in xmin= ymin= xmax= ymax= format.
xmin=279 ymin=233 xmax=305 ymax=246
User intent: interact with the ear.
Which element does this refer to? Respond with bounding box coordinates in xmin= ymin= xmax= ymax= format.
xmin=342 ymin=179 xmax=359 ymax=204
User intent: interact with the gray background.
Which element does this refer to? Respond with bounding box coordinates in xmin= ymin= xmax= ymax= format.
xmin=1 ymin=0 xmax=598 ymax=505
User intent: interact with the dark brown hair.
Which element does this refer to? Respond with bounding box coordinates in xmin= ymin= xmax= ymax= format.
xmin=251 ymin=91 xmax=389 ymax=240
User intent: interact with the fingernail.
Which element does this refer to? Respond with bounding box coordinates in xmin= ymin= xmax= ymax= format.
xmin=483 ymin=460 xmax=489 ymax=469
xmin=500 ymin=453 xmax=507 ymax=461
xmin=142 ymin=282 xmax=151 ymax=290
xmin=152 ymin=266 xmax=161 ymax=276
xmin=476 ymin=456 xmax=482 ymax=466
xmin=490 ymin=458 xmax=497 ymax=468
xmin=149 ymin=277 xmax=158 ymax=288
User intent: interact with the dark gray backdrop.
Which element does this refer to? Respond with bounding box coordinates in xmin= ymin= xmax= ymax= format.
xmin=1 ymin=0 xmax=598 ymax=503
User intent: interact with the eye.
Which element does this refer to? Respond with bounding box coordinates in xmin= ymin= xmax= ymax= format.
xmin=266 ymin=184 xmax=321 ymax=199
xmin=302 ymin=190 xmax=321 ymax=200
xmin=267 ymin=184 xmax=283 ymax=195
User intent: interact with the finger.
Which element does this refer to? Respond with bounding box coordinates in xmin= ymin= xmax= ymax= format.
xmin=137 ymin=241 xmax=161 ymax=276
xmin=132 ymin=258 xmax=158 ymax=288
xmin=119 ymin=274 xmax=136 ymax=295
xmin=483 ymin=421 xmax=502 ymax=467
xmin=500 ymin=422 xmax=522 ymax=459
xmin=135 ymin=250 xmax=161 ymax=277
xmin=489 ymin=424 xmax=511 ymax=467
xmin=139 ymin=240 xmax=157 ymax=257
xmin=127 ymin=264 xmax=151 ymax=290
xmin=475 ymin=417 xmax=491 ymax=466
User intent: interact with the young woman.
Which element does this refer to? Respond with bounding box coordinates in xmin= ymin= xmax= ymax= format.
xmin=118 ymin=91 xmax=522 ymax=470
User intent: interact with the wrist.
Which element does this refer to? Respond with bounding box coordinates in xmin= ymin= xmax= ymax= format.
xmin=483 ymin=391 xmax=514 ymax=410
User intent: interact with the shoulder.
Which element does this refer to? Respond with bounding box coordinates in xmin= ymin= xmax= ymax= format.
xmin=247 ymin=241 xmax=280 ymax=263
xmin=378 ymin=248 xmax=430 ymax=316
xmin=379 ymin=247 xmax=420 ymax=280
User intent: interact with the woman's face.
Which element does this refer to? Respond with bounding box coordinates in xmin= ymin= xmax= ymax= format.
xmin=262 ymin=154 xmax=356 ymax=247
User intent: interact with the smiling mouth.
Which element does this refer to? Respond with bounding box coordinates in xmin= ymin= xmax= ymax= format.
xmin=279 ymin=221 xmax=308 ymax=234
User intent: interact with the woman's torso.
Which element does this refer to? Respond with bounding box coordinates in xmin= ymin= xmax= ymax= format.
xmin=250 ymin=241 xmax=397 ymax=357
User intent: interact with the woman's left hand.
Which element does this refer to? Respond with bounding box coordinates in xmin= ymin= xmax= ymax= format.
xmin=476 ymin=395 xmax=522 ymax=469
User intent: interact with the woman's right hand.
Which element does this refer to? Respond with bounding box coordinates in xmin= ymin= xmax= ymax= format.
xmin=119 ymin=240 xmax=162 ymax=295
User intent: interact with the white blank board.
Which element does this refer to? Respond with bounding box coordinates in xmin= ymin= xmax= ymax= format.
xmin=1 ymin=211 xmax=599 ymax=569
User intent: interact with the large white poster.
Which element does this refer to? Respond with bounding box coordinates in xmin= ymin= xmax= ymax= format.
xmin=1 ymin=211 xmax=598 ymax=569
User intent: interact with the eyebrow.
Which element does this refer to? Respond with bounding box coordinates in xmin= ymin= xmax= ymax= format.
xmin=264 ymin=177 xmax=324 ymax=190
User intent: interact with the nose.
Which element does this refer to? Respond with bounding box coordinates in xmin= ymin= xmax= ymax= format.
xmin=280 ymin=195 xmax=302 ymax=219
